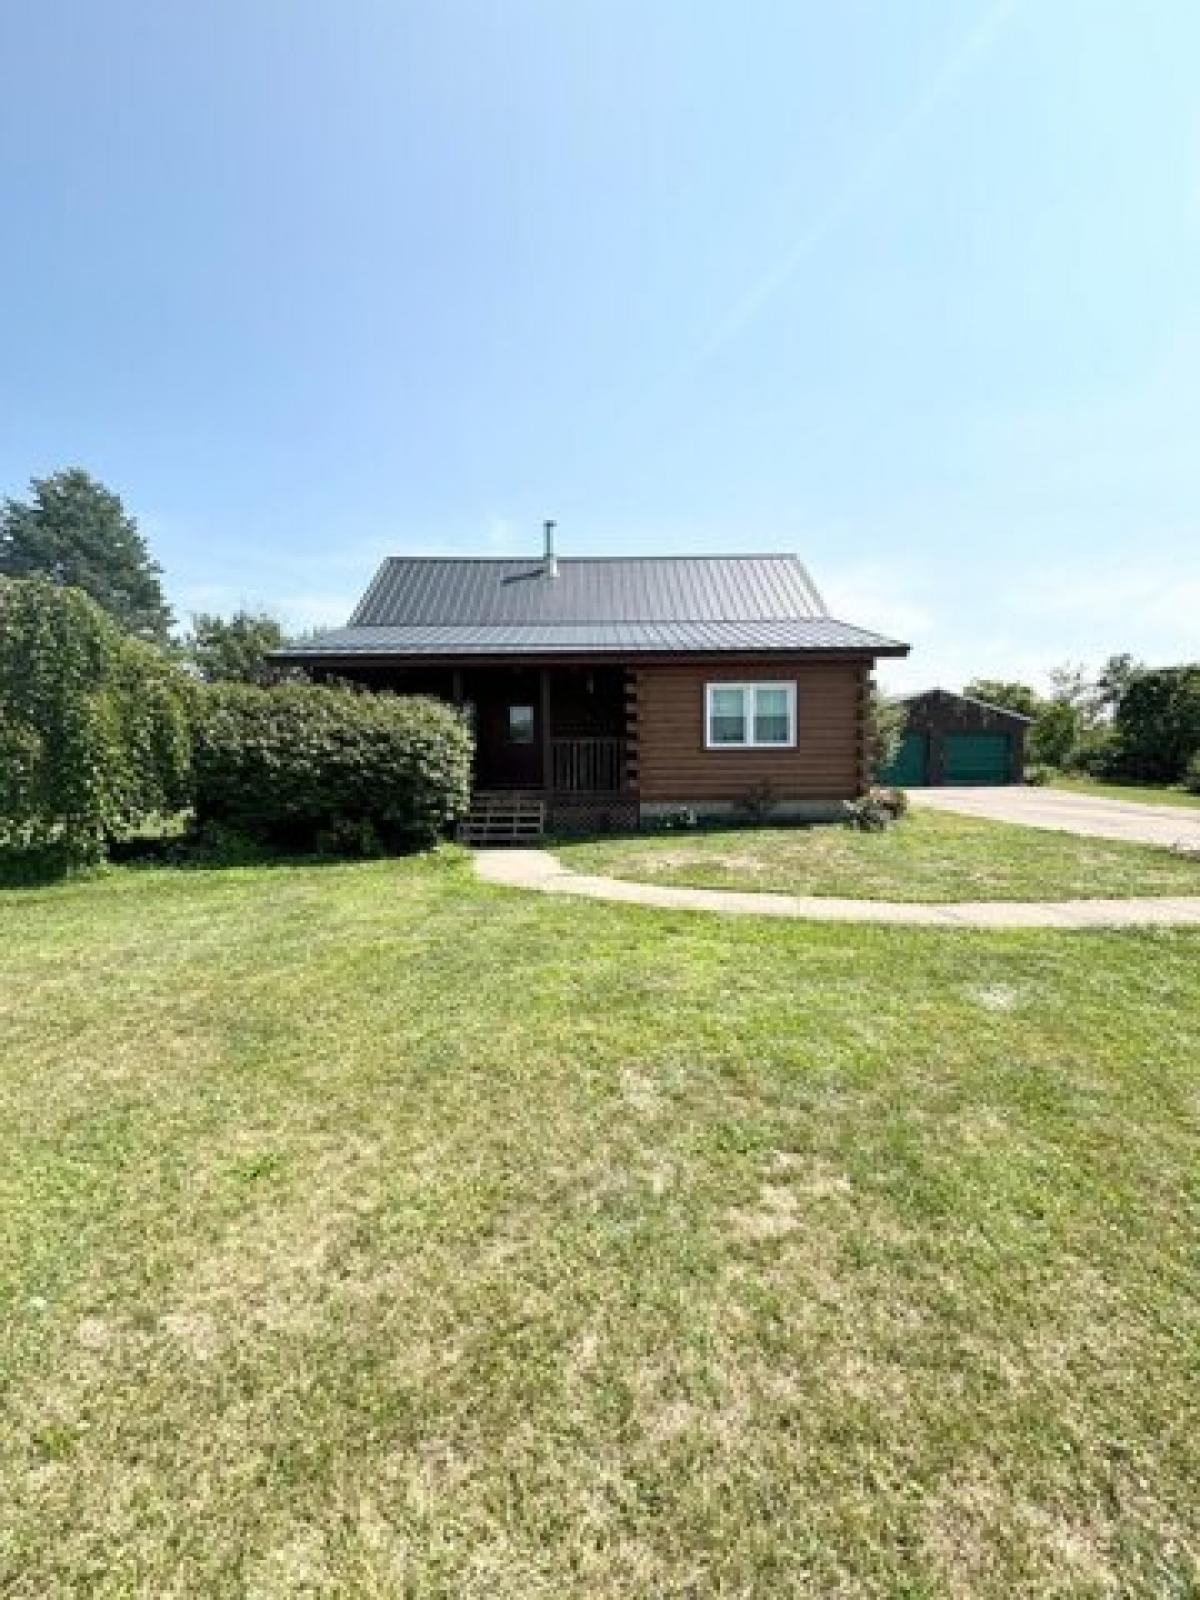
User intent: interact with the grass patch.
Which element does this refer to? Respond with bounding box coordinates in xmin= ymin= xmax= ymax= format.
xmin=1 ymin=853 xmax=1199 ymax=1595
xmin=555 ymin=808 xmax=1200 ymax=902
xmin=1048 ymin=775 xmax=1200 ymax=811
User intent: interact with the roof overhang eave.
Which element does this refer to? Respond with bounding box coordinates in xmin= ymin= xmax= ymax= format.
xmin=269 ymin=641 xmax=911 ymax=665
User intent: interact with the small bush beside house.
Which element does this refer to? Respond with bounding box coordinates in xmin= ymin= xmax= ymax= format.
xmin=868 ymin=687 xmax=906 ymax=783
xmin=191 ymin=682 xmax=472 ymax=853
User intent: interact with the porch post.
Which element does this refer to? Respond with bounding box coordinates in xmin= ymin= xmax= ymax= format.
xmin=540 ymin=667 xmax=552 ymax=793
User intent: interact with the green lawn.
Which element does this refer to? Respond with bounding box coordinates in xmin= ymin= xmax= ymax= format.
xmin=554 ymin=808 xmax=1200 ymax=902
xmin=1 ymin=853 xmax=1199 ymax=1596
xmin=1048 ymin=774 xmax=1200 ymax=810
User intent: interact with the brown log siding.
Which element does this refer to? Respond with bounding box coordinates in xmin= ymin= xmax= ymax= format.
xmin=635 ymin=658 xmax=867 ymax=803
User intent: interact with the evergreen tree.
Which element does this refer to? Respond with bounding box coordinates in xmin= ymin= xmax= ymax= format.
xmin=0 ymin=469 xmax=173 ymax=645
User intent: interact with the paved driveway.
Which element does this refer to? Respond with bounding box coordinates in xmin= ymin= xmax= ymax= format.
xmin=911 ymin=786 xmax=1200 ymax=850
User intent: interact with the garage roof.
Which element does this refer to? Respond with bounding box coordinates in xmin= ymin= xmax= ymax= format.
xmin=898 ymin=688 xmax=1034 ymax=723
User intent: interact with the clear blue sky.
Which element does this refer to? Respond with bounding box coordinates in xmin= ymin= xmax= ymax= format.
xmin=2 ymin=0 xmax=1198 ymax=689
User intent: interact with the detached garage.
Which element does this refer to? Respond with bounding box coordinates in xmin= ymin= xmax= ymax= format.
xmin=881 ymin=689 xmax=1030 ymax=787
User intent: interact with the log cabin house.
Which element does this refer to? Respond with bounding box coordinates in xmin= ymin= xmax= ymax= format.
xmin=274 ymin=526 xmax=909 ymax=840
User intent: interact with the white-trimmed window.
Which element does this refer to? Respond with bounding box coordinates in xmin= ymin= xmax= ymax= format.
xmin=705 ymin=682 xmax=796 ymax=749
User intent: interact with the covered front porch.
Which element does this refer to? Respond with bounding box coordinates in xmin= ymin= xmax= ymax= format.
xmin=321 ymin=658 xmax=637 ymax=828
xmin=457 ymin=664 xmax=629 ymax=799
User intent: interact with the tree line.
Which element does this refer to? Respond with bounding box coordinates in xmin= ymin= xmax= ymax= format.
xmin=964 ymin=662 xmax=1200 ymax=789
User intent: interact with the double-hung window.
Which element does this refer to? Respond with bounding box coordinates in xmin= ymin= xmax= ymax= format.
xmin=705 ymin=682 xmax=796 ymax=749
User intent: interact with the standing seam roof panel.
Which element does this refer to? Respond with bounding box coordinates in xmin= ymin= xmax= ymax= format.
xmin=347 ymin=556 xmax=833 ymax=628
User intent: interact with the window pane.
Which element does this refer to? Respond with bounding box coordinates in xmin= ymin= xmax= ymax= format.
xmin=754 ymin=687 xmax=790 ymax=744
xmin=709 ymin=687 xmax=746 ymax=744
xmin=508 ymin=705 xmax=535 ymax=744
xmin=711 ymin=688 xmax=743 ymax=716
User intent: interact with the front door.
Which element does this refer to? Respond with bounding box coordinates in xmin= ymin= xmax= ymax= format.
xmin=469 ymin=674 xmax=543 ymax=790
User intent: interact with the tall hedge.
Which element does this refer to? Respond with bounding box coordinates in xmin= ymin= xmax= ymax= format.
xmin=0 ymin=577 xmax=192 ymax=865
xmin=192 ymin=683 xmax=472 ymax=851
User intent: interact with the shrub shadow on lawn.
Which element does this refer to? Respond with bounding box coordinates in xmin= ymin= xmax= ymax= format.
xmin=1 ymin=830 xmax=448 ymax=889
xmin=0 ymin=845 xmax=97 ymax=889
xmin=107 ymin=829 xmax=439 ymax=875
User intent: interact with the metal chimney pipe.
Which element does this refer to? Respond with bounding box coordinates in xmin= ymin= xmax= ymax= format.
xmin=543 ymin=518 xmax=558 ymax=578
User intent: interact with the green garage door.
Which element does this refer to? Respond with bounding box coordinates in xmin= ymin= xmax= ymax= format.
xmin=944 ymin=732 xmax=1010 ymax=785
xmin=880 ymin=731 xmax=928 ymax=786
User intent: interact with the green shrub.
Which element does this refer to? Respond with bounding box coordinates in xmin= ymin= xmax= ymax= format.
xmin=870 ymin=785 xmax=909 ymax=818
xmin=736 ymin=781 xmax=777 ymax=823
xmin=843 ymin=787 xmax=908 ymax=831
xmin=1029 ymin=700 xmax=1080 ymax=767
xmin=0 ymin=577 xmax=192 ymax=871
xmin=643 ymin=806 xmax=699 ymax=834
xmin=1185 ymin=753 xmax=1200 ymax=796
xmin=1110 ymin=666 xmax=1200 ymax=783
xmin=869 ymin=690 xmax=905 ymax=781
xmin=1064 ymin=729 xmax=1120 ymax=776
xmin=191 ymin=683 xmax=472 ymax=853
xmin=844 ymin=794 xmax=894 ymax=832
xmin=314 ymin=818 xmax=385 ymax=858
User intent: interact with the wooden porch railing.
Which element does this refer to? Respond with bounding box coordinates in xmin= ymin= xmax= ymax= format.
xmin=551 ymin=736 xmax=625 ymax=793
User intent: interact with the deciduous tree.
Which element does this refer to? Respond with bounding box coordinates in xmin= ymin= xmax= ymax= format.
xmin=0 ymin=578 xmax=191 ymax=869
xmin=1111 ymin=666 xmax=1200 ymax=782
xmin=185 ymin=610 xmax=295 ymax=686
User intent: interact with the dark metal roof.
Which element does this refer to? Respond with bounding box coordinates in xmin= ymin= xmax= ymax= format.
xmin=278 ymin=555 xmax=908 ymax=659
xmin=279 ymin=618 xmax=902 ymax=657
xmin=350 ymin=555 xmax=829 ymax=626
xmin=897 ymin=688 xmax=1033 ymax=723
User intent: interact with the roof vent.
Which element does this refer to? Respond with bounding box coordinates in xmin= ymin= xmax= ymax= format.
xmin=543 ymin=518 xmax=558 ymax=578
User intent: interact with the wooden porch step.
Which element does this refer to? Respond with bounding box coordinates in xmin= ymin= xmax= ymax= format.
xmin=457 ymin=792 xmax=546 ymax=845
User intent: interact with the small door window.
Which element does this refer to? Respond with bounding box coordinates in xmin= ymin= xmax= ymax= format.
xmin=507 ymin=704 xmax=535 ymax=744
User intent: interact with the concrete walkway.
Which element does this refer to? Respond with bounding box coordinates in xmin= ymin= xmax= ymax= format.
xmin=911 ymin=785 xmax=1200 ymax=851
xmin=475 ymin=849 xmax=1200 ymax=930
